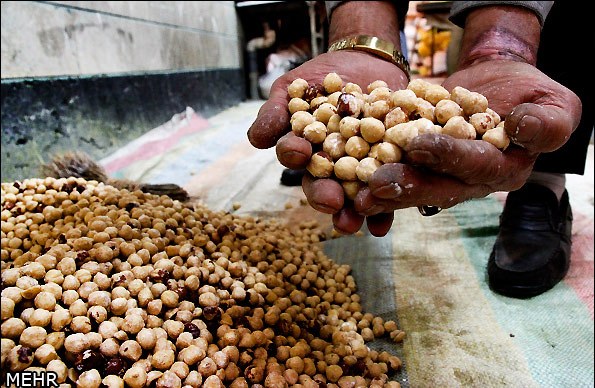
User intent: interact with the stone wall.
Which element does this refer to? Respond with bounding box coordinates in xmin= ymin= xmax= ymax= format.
xmin=1 ymin=1 xmax=246 ymax=181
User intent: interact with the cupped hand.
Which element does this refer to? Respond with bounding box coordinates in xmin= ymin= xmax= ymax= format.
xmin=358 ymin=59 xmax=582 ymax=223
xmin=247 ymin=50 xmax=408 ymax=236
xmin=248 ymin=50 xmax=408 ymax=149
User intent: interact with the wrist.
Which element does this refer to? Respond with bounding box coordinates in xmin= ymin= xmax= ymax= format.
xmin=458 ymin=6 xmax=541 ymax=68
xmin=328 ymin=35 xmax=410 ymax=80
xmin=329 ymin=1 xmax=401 ymax=48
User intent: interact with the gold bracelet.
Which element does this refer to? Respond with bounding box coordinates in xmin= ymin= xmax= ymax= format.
xmin=328 ymin=35 xmax=411 ymax=80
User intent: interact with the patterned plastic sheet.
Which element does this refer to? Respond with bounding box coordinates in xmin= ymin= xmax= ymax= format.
xmin=101 ymin=101 xmax=594 ymax=388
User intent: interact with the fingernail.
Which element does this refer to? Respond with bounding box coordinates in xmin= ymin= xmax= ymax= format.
xmin=314 ymin=203 xmax=342 ymax=214
xmin=371 ymin=182 xmax=402 ymax=199
xmin=279 ymin=151 xmax=310 ymax=167
xmin=407 ymin=150 xmax=440 ymax=165
xmin=515 ymin=115 xmax=542 ymax=143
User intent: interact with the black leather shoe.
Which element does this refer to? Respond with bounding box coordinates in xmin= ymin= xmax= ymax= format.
xmin=487 ymin=183 xmax=573 ymax=298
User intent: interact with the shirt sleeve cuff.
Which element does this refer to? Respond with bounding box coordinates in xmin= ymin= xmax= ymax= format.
xmin=449 ymin=1 xmax=554 ymax=28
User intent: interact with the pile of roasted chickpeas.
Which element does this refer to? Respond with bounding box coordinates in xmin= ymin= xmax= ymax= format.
xmin=288 ymin=73 xmax=509 ymax=200
xmin=2 ymin=177 xmax=405 ymax=387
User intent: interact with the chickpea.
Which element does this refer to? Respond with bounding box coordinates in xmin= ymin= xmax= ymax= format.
xmin=356 ymin=158 xmax=381 ymax=183
xmin=102 ymin=375 xmax=124 ymax=388
xmin=469 ymin=112 xmax=496 ymax=135
xmin=391 ymin=89 xmax=418 ymax=113
xmin=288 ymin=98 xmax=310 ymax=115
xmin=62 ymin=275 xmax=80 ymax=291
xmin=122 ymin=314 xmax=145 ymax=334
xmin=307 ymin=152 xmax=334 ymax=178
xmin=1 ymin=268 xmax=20 ymax=286
xmin=435 ymin=99 xmax=463 ymax=125
xmin=424 ymin=84 xmax=450 ymax=105
xmin=47 ymin=359 xmax=68 ymax=383
xmin=442 ymin=116 xmax=477 ymax=140
xmin=163 ymin=319 xmax=184 ymax=339
xmin=88 ymin=305 xmax=108 ymax=325
xmin=124 ymin=366 xmax=148 ymax=388
xmin=287 ymin=78 xmax=309 ymax=99
xmin=359 ymin=117 xmax=386 ymax=143
xmin=2 ymin=287 xmax=23 ymax=304
xmin=17 ymin=276 xmax=39 ymax=294
xmin=9 ymin=345 xmax=34 ymax=371
xmin=344 ymin=137 xmax=370 ymax=160
xmin=485 ymin=107 xmax=502 ymax=126
xmin=3 ymin=172 xmax=418 ymax=386
xmin=45 ymin=269 xmax=65 ymax=284
xmin=198 ymin=357 xmax=217 ymax=377
xmin=336 ymin=92 xmax=361 ymax=118
xmin=341 ymin=181 xmax=364 ymax=201
xmin=326 ymin=113 xmax=342 ymax=133
xmin=384 ymin=122 xmax=418 ymax=148
xmin=322 ymin=132 xmax=347 ymax=161
xmin=147 ymin=299 xmax=163 ymax=316
xmin=98 ymin=320 xmax=118 ymax=339
xmin=99 ymin=338 xmax=120 ymax=357
xmin=365 ymin=80 xmax=387 ymax=93
xmin=406 ymin=78 xmax=431 ymax=98
xmin=182 ymin=344 xmax=206 ymax=365
xmin=29 ymin=308 xmax=52 ymax=327
xmin=86 ymin=332 xmax=103 ymax=349
xmin=1 ymin=338 xmax=15 ymax=368
xmin=22 ymin=262 xmax=46 ymax=279
xmin=483 ymin=125 xmax=511 ymax=150
xmin=64 ymin=333 xmax=89 ymax=354
xmin=42 ymin=282 xmax=63 ymax=300
xmin=286 ymin=356 xmax=305 ymax=374
xmin=310 ymin=96 xmax=328 ymax=110
xmin=57 ymin=257 xmax=76 ymax=276
xmin=119 ymin=340 xmax=142 ymax=361
xmin=35 ymin=343 xmax=58 ymax=364
xmin=71 ymin=316 xmax=92 ymax=333
xmin=366 ymin=86 xmax=390 ymax=103
xmin=333 ymin=157 xmax=359 ymax=181
xmin=46 ymin=332 xmax=65 ymax=350
xmin=303 ymin=121 xmax=328 ymax=144
xmin=137 ymin=328 xmax=157 ymax=350
xmin=375 ymin=142 xmax=402 ymax=164
xmin=152 ymin=349 xmax=175 ymax=370
xmin=88 ymin=290 xmax=111 ymax=308
xmin=291 ymin=111 xmax=315 ymax=137
xmin=413 ymin=98 xmax=435 ymax=121
xmin=323 ymin=72 xmax=343 ymax=94
xmin=342 ymin=82 xmax=362 ymax=95
xmin=20 ymin=326 xmax=47 ymax=348
xmin=314 ymin=103 xmax=337 ymax=125
xmin=339 ymin=117 xmax=360 ymax=139
xmin=110 ymin=298 xmax=128 ymax=316
xmin=450 ymin=86 xmax=488 ymax=116
xmin=170 ymin=361 xmax=190 ymax=379
xmin=1 ymin=296 xmax=15 ymax=320
xmin=70 ymin=299 xmax=88 ymax=317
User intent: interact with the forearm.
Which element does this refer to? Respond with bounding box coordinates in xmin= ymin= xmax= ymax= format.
xmin=328 ymin=1 xmax=402 ymax=48
xmin=457 ymin=6 xmax=541 ymax=68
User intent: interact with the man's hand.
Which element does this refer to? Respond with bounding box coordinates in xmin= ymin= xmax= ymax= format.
xmin=247 ymin=50 xmax=408 ymax=236
xmin=345 ymin=5 xmax=582 ymax=236
xmin=361 ymin=59 xmax=582 ymax=217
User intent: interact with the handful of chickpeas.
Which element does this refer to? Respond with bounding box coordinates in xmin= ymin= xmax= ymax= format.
xmin=287 ymin=73 xmax=509 ymax=199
